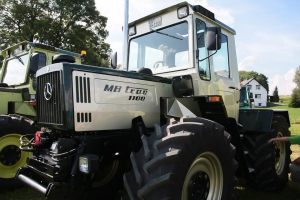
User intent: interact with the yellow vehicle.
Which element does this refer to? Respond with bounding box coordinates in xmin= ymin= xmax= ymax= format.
xmin=0 ymin=41 xmax=82 ymax=189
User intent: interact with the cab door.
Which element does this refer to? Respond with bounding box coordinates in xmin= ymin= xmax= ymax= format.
xmin=209 ymin=30 xmax=239 ymax=119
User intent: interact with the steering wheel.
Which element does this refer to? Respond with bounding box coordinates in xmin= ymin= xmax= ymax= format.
xmin=153 ymin=61 xmax=167 ymax=70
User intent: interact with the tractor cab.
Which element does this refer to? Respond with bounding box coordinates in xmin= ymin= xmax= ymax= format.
xmin=0 ymin=41 xmax=82 ymax=116
xmin=126 ymin=2 xmax=240 ymax=121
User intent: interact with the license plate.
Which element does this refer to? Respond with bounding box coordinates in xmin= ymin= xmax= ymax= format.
xmin=149 ymin=17 xmax=162 ymax=29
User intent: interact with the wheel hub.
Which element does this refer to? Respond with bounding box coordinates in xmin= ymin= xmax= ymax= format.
xmin=0 ymin=145 xmax=21 ymax=166
xmin=92 ymin=160 xmax=119 ymax=188
xmin=274 ymin=132 xmax=286 ymax=175
xmin=188 ymin=171 xmax=210 ymax=200
xmin=182 ymin=152 xmax=223 ymax=200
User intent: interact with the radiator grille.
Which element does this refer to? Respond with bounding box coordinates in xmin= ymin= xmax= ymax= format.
xmin=75 ymin=76 xmax=91 ymax=103
xmin=37 ymin=71 xmax=63 ymax=124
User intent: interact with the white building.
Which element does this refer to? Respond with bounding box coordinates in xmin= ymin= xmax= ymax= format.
xmin=241 ymin=78 xmax=268 ymax=107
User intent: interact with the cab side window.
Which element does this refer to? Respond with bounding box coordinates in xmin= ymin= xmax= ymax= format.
xmin=196 ymin=18 xmax=210 ymax=80
xmin=212 ymin=34 xmax=230 ymax=78
xmin=37 ymin=52 xmax=46 ymax=70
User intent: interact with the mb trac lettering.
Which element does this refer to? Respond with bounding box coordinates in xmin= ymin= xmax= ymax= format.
xmin=103 ymin=85 xmax=148 ymax=101
xmin=104 ymin=85 xmax=122 ymax=92
xmin=125 ymin=86 xmax=148 ymax=95
xmin=103 ymin=85 xmax=148 ymax=95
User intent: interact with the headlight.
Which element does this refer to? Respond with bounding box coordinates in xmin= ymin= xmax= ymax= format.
xmin=79 ymin=154 xmax=99 ymax=174
xmin=129 ymin=26 xmax=136 ymax=36
xmin=178 ymin=6 xmax=189 ymax=19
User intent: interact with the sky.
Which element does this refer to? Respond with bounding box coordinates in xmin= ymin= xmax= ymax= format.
xmin=95 ymin=0 xmax=300 ymax=95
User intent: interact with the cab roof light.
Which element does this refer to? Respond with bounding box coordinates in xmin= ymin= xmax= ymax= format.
xmin=6 ymin=50 xmax=10 ymax=58
xmin=192 ymin=5 xmax=215 ymax=21
xmin=80 ymin=50 xmax=87 ymax=60
xmin=207 ymin=96 xmax=221 ymax=102
xmin=129 ymin=26 xmax=136 ymax=36
xmin=26 ymin=44 xmax=31 ymax=51
xmin=81 ymin=50 xmax=87 ymax=56
xmin=178 ymin=6 xmax=189 ymax=19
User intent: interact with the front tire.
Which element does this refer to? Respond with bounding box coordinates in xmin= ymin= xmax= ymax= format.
xmin=124 ymin=117 xmax=238 ymax=200
xmin=0 ymin=114 xmax=38 ymax=189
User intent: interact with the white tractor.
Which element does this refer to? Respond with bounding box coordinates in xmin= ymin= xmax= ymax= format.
xmin=15 ymin=2 xmax=291 ymax=199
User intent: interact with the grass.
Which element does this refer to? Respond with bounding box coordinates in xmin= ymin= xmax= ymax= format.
xmin=0 ymin=187 xmax=43 ymax=200
xmin=1 ymin=95 xmax=300 ymax=199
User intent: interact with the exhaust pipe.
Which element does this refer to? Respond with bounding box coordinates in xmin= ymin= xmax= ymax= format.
xmin=17 ymin=173 xmax=47 ymax=194
xmin=16 ymin=167 xmax=70 ymax=199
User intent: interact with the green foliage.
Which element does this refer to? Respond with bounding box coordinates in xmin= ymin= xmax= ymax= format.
xmin=239 ymin=70 xmax=269 ymax=92
xmin=289 ymin=67 xmax=300 ymax=108
xmin=293 ymin=66 xmax=300 ymax=88
xmin=273 ymin=86 xmax=279 ymax=96
xmin=289 ymin=87 xmax=300 ymax=108
xmin=0 ymin=0 xmax=111 ymax=66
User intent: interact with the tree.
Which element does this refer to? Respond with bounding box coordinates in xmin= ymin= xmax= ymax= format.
xmin=273 ymin=86 xmax=279 ymax=96
xmin=293 ymin=66 xmax=300 ymax=87
xmin=239 ymin=71 xmax=269 ymax=93
xmin=289 ymin=88 xmax=300 ymax=108
xmin=289 ymin=66 xmax=300 ymax=108
xmin=0 ymin=0 xmax=111 ymax=66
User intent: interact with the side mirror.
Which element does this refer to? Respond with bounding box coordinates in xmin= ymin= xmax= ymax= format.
xmin=29 ymin=53 xmax=39 ymax=75
xmin=206 ymin=27 xmax=221 ymax=51
xmin=110 ymin=52 xmax=117 ymax=69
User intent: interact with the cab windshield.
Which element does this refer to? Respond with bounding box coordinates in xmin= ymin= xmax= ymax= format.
xmin=128 ymin=22 xmax=189 ymax=74
xmin=3 ymin=53 xmax=29 ymax=85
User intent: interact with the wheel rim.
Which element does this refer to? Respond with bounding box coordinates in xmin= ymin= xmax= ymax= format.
xmin=274 ymin=132 xmax=286 ymax=175
xmin=182 ymin=152 xmax=223 ymax=200
xmin=92 ymin=160 xmax=119 ymax=187
xmin=0 ymin=134 xmax=32 ymax=178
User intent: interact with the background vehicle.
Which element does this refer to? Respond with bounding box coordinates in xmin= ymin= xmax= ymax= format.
xmin=239 ymin=85 xmax=254 ymax=108
xmin=15 ymin=2 xmax=291 ymax=199
xmin=0 ymin=41 xmax=82 ymax=189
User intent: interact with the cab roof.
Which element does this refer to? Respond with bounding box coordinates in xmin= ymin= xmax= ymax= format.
xmin=129 ymin=1 xmax=236 ymax=35
xmin=1 ymin=41 xmax=81 ymax=58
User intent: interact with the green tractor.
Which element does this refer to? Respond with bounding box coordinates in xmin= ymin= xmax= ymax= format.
xmin=0 ymin=41 xmax=82 ymax=189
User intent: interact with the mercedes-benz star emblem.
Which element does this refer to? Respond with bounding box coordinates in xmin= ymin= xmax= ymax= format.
xmin=44 ymin=83 xmax=53 ymax=100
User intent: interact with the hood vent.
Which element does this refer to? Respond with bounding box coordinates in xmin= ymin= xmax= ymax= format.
xmin=75 ymin=76 xmax=91 ymax=103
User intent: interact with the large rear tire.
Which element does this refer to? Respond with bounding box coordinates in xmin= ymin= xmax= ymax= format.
xmin=0 ymin=114 xmax=38 ymax=190
xmin=242 ymin=114 xmax=291 ymax=190
xmin=124 ymin=117 xmax=238 ymax=200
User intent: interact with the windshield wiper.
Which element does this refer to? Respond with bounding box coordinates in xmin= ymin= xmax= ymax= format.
xmin=12 ymin=54 xmax=25 ymax=65
xmin=150 ymin=28 xmax=183 ymax=40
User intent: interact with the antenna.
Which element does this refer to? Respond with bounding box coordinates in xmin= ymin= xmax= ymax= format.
xmin=122 ymin=0 xmax=129 ymax=71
